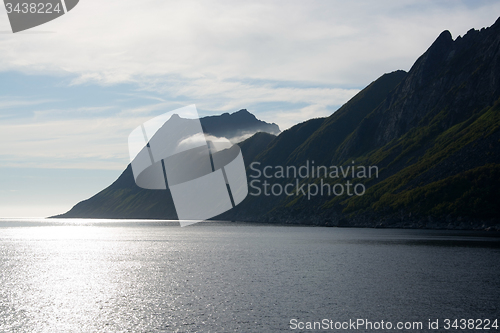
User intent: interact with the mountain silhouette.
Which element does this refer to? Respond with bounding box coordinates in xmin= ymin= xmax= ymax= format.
xmin=201 ymin=109 xmax=280 ymax=140
xmin=53 ymin=110 xmax=278 ymax=219
xmin=55 ymin=17 xmax=500 ymax=230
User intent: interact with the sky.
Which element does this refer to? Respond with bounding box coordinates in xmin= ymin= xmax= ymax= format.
xmin=1 ymin=0 xmax=499 ymax=217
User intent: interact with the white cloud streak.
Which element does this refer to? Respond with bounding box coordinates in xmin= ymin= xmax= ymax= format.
xmin=0 ymin=97 xmax=58 ymax=110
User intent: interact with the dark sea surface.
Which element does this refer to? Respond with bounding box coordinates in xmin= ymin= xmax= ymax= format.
xmin=0 ymin=218 xmax=499 ymax=332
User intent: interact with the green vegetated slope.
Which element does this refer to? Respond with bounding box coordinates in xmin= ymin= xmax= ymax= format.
xmin=339 ymin=99 xmax=500 ymax=227
xmin=223 ymin=18 xmax=500 ymax=229
xmin=288 ymin=70 xmax=408 ymax=166
xmin=221 ymin=69 xmax=409 ymax=221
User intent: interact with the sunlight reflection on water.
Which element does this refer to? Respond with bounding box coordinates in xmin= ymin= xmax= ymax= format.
xmin=0 ymin=220 xmax=499 ymax=332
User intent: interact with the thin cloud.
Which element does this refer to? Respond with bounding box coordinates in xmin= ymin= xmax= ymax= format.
xmin=0 ymin=97 xmax=59 ymax=110
xmin=0 ymin=116 xmax=138 ymax=169
xmin=32 ymin=106 xmax=116 ymax=119
xmin=1 ymin=0 xmax=498 ymax=86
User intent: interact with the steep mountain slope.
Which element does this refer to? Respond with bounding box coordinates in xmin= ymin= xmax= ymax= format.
xmin=287 ymin=70 xmax=408 ymax=166
xmin=217 ymin=69 xmax=407 ymax=221
xmin=332 ymin=18 xmax=500 ymax=228
xmin=56 ymin=164 xmax=178 ymax=219
xmin=221 ymin=18 xmax=500 ymax=229
xmin=238 ymin=132 xmax=276 ymax=167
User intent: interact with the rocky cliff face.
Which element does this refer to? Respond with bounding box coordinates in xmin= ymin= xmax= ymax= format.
xmin=375 ymin=22 xmax=500 ymax=146
xmin=341 ymin=19 xmax=500 ymax=160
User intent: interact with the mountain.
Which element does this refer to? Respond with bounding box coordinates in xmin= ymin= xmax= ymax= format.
xmin=238 ymin=132 xmax=277 ymax=168
xmin=55 ymin=17 xmax=500 ymax=230
xmin=254 ymin=70 xmax=408 ymax=167
xmin=216 ymin=70 xmax=409 ymax=222
xmin=53 ymin=111 xmax=278 ymax=219
xmin=220 ymin=17 xmax=500 ymax=230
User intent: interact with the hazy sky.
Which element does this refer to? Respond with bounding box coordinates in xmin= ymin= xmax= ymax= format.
xmin=1 ymin=0 xmax=499 ymax=217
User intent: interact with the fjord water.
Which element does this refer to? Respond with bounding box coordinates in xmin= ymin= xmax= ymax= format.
xmin=0 ymin=219 xmax=499 ymax=332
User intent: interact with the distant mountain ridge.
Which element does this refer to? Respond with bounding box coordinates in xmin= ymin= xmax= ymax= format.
xmin=201 ymin=109 xmax=280 ymax=140
xmin=55 ymin=17 xmax=500 ymax=230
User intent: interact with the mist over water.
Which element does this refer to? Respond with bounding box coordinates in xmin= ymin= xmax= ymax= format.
xmin=0 ymin=220 xmax=499 ymax=332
